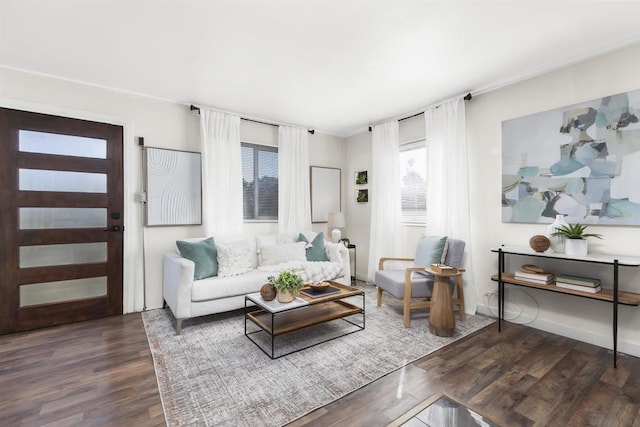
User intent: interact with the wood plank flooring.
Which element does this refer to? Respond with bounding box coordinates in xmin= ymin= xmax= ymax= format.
xmin=0 ymin=314 xmax=164 ymax=426
xmin=2 ymin=310 xmax=640 ymax=426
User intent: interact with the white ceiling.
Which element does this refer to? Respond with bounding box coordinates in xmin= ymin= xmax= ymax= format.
xmin=1 ymin=1 xmax=640 ymax=136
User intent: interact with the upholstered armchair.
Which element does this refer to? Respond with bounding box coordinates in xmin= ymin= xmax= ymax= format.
xmin=375 ymin=237 xmax=466 ymax=328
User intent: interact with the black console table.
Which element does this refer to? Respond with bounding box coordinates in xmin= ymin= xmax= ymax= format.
xmin=491 ymin=245 xmax=640 ymax=368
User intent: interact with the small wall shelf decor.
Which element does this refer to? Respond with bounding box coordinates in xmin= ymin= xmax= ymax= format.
xmin=310 ymin=166 xmax=341 ymax=223
xmin=144 ymin=147 xmax=202 ymax=226
xmin=355 ymin=170 xmax=368 ymax=185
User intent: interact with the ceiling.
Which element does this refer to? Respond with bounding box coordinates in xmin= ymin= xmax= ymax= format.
xmin=1 ymin=1 xmax=640 ymax=137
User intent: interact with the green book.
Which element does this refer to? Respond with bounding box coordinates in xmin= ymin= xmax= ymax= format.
xmin=556 ymin=274 xmax=600 ymax=287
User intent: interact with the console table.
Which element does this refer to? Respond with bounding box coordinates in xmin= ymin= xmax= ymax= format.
xmin=491 ymin=245 xmax=640 ymax=368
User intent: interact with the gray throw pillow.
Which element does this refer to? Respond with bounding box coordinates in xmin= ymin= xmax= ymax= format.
xmin=176 ymin=237 xmax=217 ymax=279
xmin=297 ymin=232 xmax=330 ymax=262
xmin=414 ymin=236 xmax=447 ymax=267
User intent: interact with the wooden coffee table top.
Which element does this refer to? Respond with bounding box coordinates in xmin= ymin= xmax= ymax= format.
xmin=298 ymin=280 xmax=363 ymax=304
xmin=246 ymin=281 xmax=362 ymax=313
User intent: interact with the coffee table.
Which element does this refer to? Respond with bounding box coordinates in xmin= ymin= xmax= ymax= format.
xmin=244 ymin=281 xmax=365 ymax=359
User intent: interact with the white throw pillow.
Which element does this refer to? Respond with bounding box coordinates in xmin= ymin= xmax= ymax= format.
xmin=216 ymin=239 xmax=252 ymax=277
xmin=260 ymin=242 xmax=307 ymax=266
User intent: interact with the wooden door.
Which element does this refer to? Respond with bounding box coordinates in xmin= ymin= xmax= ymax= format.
xmin=0 ymin=108 xmax=124 ymax=334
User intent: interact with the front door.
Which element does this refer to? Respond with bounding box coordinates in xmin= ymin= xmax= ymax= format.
xmin=0 ymin=108 xmax=124 ymax=334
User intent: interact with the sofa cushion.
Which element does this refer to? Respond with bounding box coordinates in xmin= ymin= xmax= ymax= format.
xmin=176 ymin=237 xmax=217 ymax=279
xmin=191 ymin=270 xmax=269 ymax=302
xmin=216 ymin=239 xmax=252 ymax=277
xmin=261 ymin=242 xmax=307 ymax=266
xmin=298 ymin=232 xmax=330 ymax=262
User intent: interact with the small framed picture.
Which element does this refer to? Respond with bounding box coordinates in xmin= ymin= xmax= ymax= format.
xmin=356 ymin=189 xmax=368 ymax=203
xmin=355 ymin=170 xmax=368 ymax=185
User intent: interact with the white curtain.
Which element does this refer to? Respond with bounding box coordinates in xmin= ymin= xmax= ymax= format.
xmin=199 ymin=108 xmax=243 ymax=236
xmin=367 ymin=120 xmax=402 ymax=282
xmin=278 ymin=125 xmax=311 ymax=234
xmin=424 ymin=97 xmax=477 ymax=313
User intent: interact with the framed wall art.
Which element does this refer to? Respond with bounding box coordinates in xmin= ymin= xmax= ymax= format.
xmin=502 ymin=89 xmax=640 ymax=225
xmin=355 ymin=170 xmax=368 ymax=185
xmin=144 ymin=147 xmax=202 ymax=226
xmin=310 ymin=166 xmax=341 ymax=223
xmin=356 ymin=189 xmax=368 ymax=203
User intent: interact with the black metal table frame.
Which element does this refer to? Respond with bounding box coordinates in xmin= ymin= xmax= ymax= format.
xmin=244 ymin=292 xmax=365 ymax=359
xmin=494 ymin=246 xmax=639 ymax=368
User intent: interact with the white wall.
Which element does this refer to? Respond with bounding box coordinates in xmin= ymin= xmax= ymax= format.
xmin=0 ymin=67 xmax=345 ymax=311
xmin=469 ymin=43 xmax=640 ymax=356
xmin=345 ymin=43 xmax=640 ymax=356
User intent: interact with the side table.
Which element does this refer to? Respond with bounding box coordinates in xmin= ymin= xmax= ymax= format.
xmin=347 ymin=244 xmax=356 ymax=285
xmin=424 ymin=267 xmax=461 ymax=337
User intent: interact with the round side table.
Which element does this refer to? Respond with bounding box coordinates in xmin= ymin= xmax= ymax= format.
xmin=424 ymin=267 xmax=462 ymax=337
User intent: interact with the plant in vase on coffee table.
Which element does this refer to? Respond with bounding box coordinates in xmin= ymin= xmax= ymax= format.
xmin=268 ymin=269 xmax=304 ymax=303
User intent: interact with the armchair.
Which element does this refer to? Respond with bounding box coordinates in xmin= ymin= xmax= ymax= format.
xmin=375 ymin=237 xmax=466 ymax=328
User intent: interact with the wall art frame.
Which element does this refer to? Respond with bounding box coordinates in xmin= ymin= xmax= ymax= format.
xmin=502 ymin=88 xmax=640 ymax=225
xmin=144 ymin=147 xmax=202 ymax=226
xmin=355 ymin=170 xmax=368 ymax=185
xmin=356 ymin=189 xmax=368 ymax=203
xmin=310 ymin=166 xmax=341 ymax=223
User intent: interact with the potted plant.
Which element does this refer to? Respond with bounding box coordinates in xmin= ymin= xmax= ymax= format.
xmin=551 ymin=223 xmax=602 ymax=256
xmin=268 ymin=269 xmax=304 ymax=303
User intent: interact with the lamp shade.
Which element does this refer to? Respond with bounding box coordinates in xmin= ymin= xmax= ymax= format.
xmin=327 ymin=212 xmax=346 ymax=229
xmin=327 ymin=212 xmax=346 ymax=243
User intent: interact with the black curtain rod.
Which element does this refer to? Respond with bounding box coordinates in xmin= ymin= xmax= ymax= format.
xmin=190 ymin=105 xmax=315 ymax=135
xmin=368 ymin=92 xmax=472 ymax=132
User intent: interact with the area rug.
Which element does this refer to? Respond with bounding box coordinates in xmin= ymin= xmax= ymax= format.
xmin=142 ymin=284 xmax=494 ymax=427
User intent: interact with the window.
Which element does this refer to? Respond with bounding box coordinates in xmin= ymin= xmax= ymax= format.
xmin=241 ymin=143 xmax=278 ymax=220
xmin=400 ymin=140 xmax=427 ymax=224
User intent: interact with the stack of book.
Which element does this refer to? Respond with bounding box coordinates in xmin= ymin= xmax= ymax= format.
xmin=555 ymin=274 xmax=601 ymax=293
xmin=514 ymin=269 xmax=554 ymax=284
xmin=430 ymin=264 xmax=458 ymax=274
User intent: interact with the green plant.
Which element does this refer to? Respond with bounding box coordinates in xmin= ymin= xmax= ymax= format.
xmin=551 ymin=223 xmax=602 ymax=240
xmin=267 ymin=269 xmax=304 ymax=292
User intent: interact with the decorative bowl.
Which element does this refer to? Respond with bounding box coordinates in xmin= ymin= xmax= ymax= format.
xmin=309 ymin=282 xmax=330 ymax=292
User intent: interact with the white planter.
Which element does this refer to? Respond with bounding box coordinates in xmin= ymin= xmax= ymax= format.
xmin=565 ymin=239 xmax=588 ymax=256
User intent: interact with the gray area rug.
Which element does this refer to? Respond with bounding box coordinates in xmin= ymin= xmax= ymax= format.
xmin=142 ymin=284 xmax=494 ymax=427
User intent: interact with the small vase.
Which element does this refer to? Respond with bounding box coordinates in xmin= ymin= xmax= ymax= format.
xmin=547 ymin=214 xmax=568 ymax=253
xmin=277 ymin=290 xmax=294 ymax=303
xmin=565 ymin=239 xmax=588 ymax=256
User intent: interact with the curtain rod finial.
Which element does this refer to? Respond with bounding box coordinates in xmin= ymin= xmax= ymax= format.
xmin=463 ymin=93 xmax=472 ymax=101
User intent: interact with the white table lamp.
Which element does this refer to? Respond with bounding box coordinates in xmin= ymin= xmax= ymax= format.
xmin=327 ymin=212 xmax=346 ymax=243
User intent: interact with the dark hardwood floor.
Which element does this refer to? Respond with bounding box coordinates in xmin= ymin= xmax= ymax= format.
xmin=0 ymin=314 xmax=165 ymax=427
xmin=2 ymin=309 xmax=639 ymax=426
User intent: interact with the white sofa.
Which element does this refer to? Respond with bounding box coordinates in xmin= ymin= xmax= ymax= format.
xmin=163 ymin=232 xmax=351 ymax=334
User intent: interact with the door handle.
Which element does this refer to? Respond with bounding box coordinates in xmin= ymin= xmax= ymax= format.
xmin=103 ymin=225 xmax=124 ymax=232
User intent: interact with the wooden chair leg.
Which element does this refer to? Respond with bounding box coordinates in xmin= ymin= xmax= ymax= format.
xmin=456 ymin=276 xmax=466 ymax=321
xmin=377 ymin=287 xmax=383 ymax=307
xmin=403 ymin=295 xmax=411 ymax=328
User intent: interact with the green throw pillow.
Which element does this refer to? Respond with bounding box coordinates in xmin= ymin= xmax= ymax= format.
xmin=176 ymin=237 xmax=217 ymax=280
xmin=414 ymin=236 xmax=447 ymax=268
xmin=297 ymin=232 xmax=330 ymax=262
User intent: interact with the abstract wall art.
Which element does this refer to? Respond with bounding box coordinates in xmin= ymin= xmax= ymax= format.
xmin=502 ymin=89 xmax=640 ymax=225
xmin=144 ymin=147 xmax=202 ymax=226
